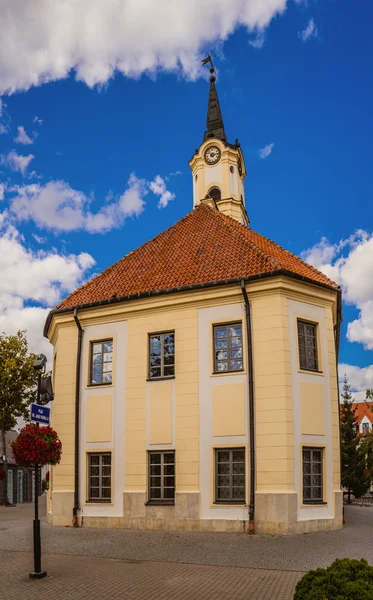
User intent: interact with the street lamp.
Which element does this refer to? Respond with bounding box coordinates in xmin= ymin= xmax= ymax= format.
xmin=30 ymin=353 xmax=47 ymax=580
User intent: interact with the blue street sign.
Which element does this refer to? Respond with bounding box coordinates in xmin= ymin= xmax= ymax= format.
xmin=30 ymin=404 xmax=50 ymax=425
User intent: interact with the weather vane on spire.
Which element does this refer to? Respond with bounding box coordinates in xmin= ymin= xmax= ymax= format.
xmin=201 ymin=54 xmax=213 ymax=69
xmin=201 ymin=54 xmax=216 ymax=83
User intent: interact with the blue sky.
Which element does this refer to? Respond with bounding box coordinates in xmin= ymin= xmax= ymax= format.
xmin=0 ymin=0 xmax=372 ymax=395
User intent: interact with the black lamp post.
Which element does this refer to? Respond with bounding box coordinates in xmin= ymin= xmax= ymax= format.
xmin=30 ymin=353 xmax=47 ymax=580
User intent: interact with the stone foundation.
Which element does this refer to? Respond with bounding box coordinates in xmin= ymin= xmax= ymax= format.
xmin=255 ymin=491 xmax=343 ymax=534
xmin=123 ymin=491 xmax=200 ymax=520
xmin=48 ymin=490 xmax=74 ymax=527
xmin=48 ymin=490 xmax=343 ymax=534
xmin=81 ymin=515 xmax=248 ymax=532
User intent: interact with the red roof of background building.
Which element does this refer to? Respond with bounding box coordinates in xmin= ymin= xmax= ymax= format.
xmin=55 ymin=202 xmax=339 ymax=312
xmin=351 ymin=402 xmax=373 ymax=424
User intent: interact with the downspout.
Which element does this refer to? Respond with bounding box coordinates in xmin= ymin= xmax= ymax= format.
xmin=73 ymin=309 xmax=83 ymax=527
xmin=241 ymin=280 xmax=255 ymax=533
xmin=334 ymin=290 xmax=343 ymax=522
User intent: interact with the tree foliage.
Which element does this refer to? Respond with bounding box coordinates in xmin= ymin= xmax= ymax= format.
xmin=0 ymin=331 xmax=37 ymax=433
xmin=340 ymin=376 xmax=370 ymax=500
xmin=0 ymin=331 xmax=37 ymax=504
xmin=294 ymin=558 xmax=373 ymax=600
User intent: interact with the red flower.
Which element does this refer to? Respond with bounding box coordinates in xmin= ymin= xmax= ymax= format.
xmin=11 ymin=423 xmax=62 ymax=468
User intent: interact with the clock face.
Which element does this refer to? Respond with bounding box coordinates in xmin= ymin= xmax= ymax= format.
xmin=204 ymin=146 xmax=221 ymax=165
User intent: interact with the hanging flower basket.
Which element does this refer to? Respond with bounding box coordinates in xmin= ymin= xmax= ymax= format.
xmin=11 ymin=423 xmax=62 ymax=468
xmin=0 ymin=468 xmax=6 ymax=481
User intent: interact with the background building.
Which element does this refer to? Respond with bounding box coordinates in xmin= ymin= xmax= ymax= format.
xmin=0 ymin=431 xmax=41 ymax=504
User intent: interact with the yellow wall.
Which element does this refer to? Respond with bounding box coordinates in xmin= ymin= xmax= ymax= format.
xmin=51 ymin=325 xmax=78 ymax=491
xmin=251 ymin=292 xmax=294 ymax=492
xmin=86 ymin=395 xmax=112 ymax=443
xmin=216 ymin=199 xmax=247 ymax=226
xmin=300 ymin=383 xmax=325 ymax=435
xmin=125 ymin=306 xmax=199 ymax=492
xmin=325 ymin=306 xmax=341 ymax=488
xmin=149 ymin=381 xmax=172 ymax=444
xmin=212 ymin=383 xmax=246 ymax=437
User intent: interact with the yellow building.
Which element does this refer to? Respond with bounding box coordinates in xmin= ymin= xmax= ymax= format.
xmin=44 ymin=70 xmax=342 ymax=534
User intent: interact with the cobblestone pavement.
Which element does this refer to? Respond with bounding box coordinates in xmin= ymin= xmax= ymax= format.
xmin=0 ymin=501 xmax=46 ymax=521
xmin=0 ymin=504 xmax=372 ymax=572
xmin=1 ymin=550 xmax=303 ymax=600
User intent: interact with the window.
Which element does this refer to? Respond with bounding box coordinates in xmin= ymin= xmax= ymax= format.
xmin=149 ymin=332 xmax=175 ymax=379
xmin=207 ymin=187 xmax=221 ymax=201
xmin=90 ymin=340 xmax=113 ymax=385
xmin=213 ymin=322 xmax=243 ymax=373
xmin=88 ymin=453 xmax=111 ymax=502
xmin=215 ymin=448 xmax=245 ymax=504
xmin=302 ymin=448 xmax=323 ymax=504
xmin=297 ymin=321 xmax=318 ymax=371
xmin=362 ymin=423 xmax=370 ymax=434
xmin=148 ymin=451 xmax=175 ymax=503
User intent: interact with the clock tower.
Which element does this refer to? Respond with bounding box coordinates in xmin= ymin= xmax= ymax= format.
xmin=189 ymin=64 xmax=249 ymax=226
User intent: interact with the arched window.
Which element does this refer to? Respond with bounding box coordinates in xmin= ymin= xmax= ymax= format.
xmin=207 ymin=187 xmax=221 ymax=202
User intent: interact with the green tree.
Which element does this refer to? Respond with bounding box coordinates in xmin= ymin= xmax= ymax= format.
xmin=0 ymin=331 xmax=37 ymax=504
xmin=340 ymin=375 xmax=370 ymax=501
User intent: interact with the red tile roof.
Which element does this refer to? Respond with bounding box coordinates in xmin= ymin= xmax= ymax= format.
xmin=351 ymin=402 xmax=373 ymax=425
xmin=55 ymin=203 xmax=339 ymax=312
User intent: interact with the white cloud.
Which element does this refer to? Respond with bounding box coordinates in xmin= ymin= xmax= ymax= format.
xmin=14 ymin=125 xmax=33 ymax=145
xmin=259 ymin=143 xmax=275 ymax=159
xmin=249 ymin=34 xmax=265 ymax=49
xmin=8 ymin=172 xmax=174 ymax=232
xmin=33 ymin=116 xmax=43 ymax=126
xmin=0 ymin=98 xmax=10 ymax=134
xmin=298 ymin=18 xmax=318 ymax=42
xmin=0 ymin=224 xmax=95 ymax=359
xmin=9 ymin=174 xmax=148 ymax=233
xmin=0 ymin=183 xmax=4 ymax=200
xmin=32 ymin=233 xmax=47 ymax=244
xmin=0 ymin=150 xmax=34 ymax=175
xmin=339 ymin=364 xmax=373 ymax=400
xmin=149 ymin=175 xmax=175 ymax=209
xmin=0 ymin=0 xmax=293 ymax=94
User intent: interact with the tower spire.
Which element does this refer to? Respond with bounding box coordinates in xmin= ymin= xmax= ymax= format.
xmin=201 ymin=56 xmax=226 ymax=142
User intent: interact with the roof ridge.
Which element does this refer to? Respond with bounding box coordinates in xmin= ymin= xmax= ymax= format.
xmin=56 ymin=207 xmax=200 ymax=309
xmin=207 ymin=206 xmax=281 ymax=271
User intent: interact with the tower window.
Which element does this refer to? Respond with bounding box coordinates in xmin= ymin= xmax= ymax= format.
xmin=207 ymin=187 xmax=221 ymax=202
xmin=298 ymin=321 xmax=318 ymax=371
xmin=230 ymin=166 xmax=234 ymax=174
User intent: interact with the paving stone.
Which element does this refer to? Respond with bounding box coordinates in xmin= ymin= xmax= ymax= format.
xmin=0 ymin=550 xmax=303 ymax=600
